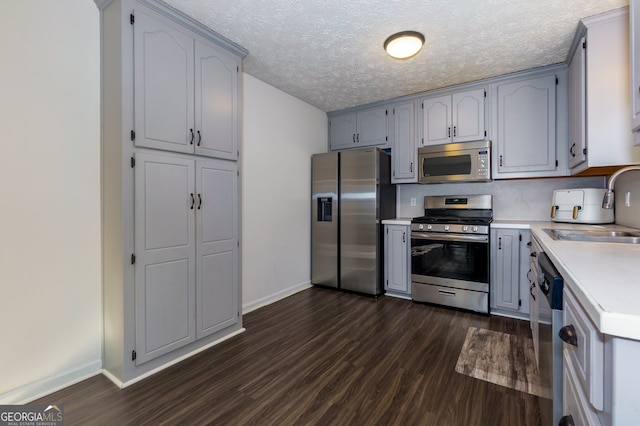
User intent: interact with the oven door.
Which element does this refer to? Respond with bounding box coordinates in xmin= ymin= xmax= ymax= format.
xmin=410 ymin=232 xmax=489 ymax=291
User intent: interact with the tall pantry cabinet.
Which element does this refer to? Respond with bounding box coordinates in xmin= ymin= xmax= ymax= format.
xmin=95 ymin=0 xmax=247 ymax=385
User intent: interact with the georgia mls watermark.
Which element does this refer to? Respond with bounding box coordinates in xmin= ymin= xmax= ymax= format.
xmin=0 ymin=405 xmax=63 ymax=426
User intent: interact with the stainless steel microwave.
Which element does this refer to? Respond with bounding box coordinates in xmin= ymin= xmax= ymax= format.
xmin=418 ymin=140 xmax=491 ymax=183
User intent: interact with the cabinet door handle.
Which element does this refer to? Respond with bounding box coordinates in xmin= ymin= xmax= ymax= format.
xmin=448 ymin=127 xmax=451 ymax=138
xmin=570 ymin=142 xmax=576 ymax=157
xmin=190 ymin=193 xmax=195 ymax=209
xmin=453 ymin=126 xmax=457 ymax=137
xmin=353 ymin=134 xmax=356 ymax=143
xmin=558 ymin=415 xmax=575 ymax=426
xmin=499 ymin=155 xmax=503 ymax=167
xmin=410 ymin=162 xmax=413 ymax=173
xmin=190 ymin=129 xmax=195 ymax=145
xmin=356 ymin=133 xmax=360 ymax=143
xmin=403 ymin=232 xmax=406 ymax=243
xmin=529 ymin=282 xmax=536 ymax=301
xmin=197 ymin=130 xmax=202 ymax=146
xmin=197 ymin=194 xmax=202 ymax=210
xmin=559 ymin=324 xmax=578 ymax=347
xmin=498 ymin=237 xmax=502 ymax=250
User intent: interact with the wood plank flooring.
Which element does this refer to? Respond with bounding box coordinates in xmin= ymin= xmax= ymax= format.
xmin=35 ymin=287 xmax=540 ymax=425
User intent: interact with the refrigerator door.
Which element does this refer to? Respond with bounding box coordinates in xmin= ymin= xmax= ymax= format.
xmin=340 ymin=149 xmax=380 ymax=295
xmin=311 ymin=152 xmax=339 ymax=288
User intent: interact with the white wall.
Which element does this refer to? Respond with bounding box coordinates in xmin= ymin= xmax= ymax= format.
xmin=0 ymin=1 xmax=102 ymax=403
xmin=242 ymin=74 xmax=328 ymax=312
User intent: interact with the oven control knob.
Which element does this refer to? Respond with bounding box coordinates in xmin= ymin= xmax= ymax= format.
xmin=418 ymin=224 xmax=424 ymax=230
xmin=472 ymin=226 xmax=479 ymax=232
xmin=427 ymin=224 xmax=433 ymax=231
xmin=462 ymin=225 xmax=469 ymax=232
xmin=444 ymin=225 xmax=450 ymax=231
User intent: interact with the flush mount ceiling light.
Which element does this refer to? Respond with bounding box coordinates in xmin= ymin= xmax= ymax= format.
xmin=384 ymin=31 xmax=425 ymax=59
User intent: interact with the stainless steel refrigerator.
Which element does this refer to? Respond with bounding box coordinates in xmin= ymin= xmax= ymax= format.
xmin=311 ymin=148 xmax=396 ymax=295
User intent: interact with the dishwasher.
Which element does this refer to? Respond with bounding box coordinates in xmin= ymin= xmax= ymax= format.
xmin=537 ymin=251 xmax=564 ymax=426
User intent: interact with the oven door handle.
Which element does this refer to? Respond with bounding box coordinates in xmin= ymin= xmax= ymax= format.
xmin=411 ymin=233 xmax=488 ymax=243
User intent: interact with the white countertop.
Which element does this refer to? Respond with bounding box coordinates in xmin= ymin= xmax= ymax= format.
xmin=382 ymin=218 xmax=413 ymax=225
xmin=496 ymin=220 xmax=640 ymax=341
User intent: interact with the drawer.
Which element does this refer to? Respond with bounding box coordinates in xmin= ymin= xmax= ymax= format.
xmin=563 ymin=351 xmax=602 ymax=426
xmin=562 ymin=288 xmax=604 ymax=411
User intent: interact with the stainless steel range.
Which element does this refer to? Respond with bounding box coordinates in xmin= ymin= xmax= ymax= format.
xmin=411 ymin=195 xmax=492 ymax=313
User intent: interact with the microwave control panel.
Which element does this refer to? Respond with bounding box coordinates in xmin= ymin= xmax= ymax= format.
xmin=477 ymin=150 xmax=490 ymax=178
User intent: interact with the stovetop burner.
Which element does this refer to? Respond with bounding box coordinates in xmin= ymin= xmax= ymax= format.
xmin=412 ymin=194 xmax=493 ymax=226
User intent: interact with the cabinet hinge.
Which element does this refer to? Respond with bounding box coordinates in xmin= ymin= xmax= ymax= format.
xmin=130 ymin=13 xmax=134 ymax=25
xmin=131 ymin=254 xmax=136 ymax=264
xmin=130 ymin=157 xmax=135 ymax=168
xmin=130 ymin=130 xmax=135 ymax=141
xmin=131 ymin=350 xmax=137 ymax=361
xmin=555 ymin=77 xmax=559 ymax=85
xmin=555 ymin=160 xmax=558 ymax=167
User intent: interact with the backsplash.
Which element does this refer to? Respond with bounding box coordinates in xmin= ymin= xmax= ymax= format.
xmin=613 ymin=169 xmax=640 ymax=229
xmin=397 ymin=176 xmax=606 ymax=220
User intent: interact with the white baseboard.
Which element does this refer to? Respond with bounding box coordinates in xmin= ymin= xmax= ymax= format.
xmin=0 ymin=359 xmax=102 ymax=405
xmin=115 ymin=327 xmax=246 ymax=389
xmin=242 ymin=281 xmax=312 ymax=314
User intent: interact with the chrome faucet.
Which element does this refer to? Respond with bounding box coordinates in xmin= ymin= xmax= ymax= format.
xmin=602 ymin=165 xmax=640 ymax=209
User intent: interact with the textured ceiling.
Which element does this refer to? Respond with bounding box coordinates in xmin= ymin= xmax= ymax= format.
xmin=162 ymin=0 xmax=628 ymax=112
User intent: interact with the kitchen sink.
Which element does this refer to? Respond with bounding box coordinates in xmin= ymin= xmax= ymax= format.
xmin=543 ymin=228 xmax=640 ymax=244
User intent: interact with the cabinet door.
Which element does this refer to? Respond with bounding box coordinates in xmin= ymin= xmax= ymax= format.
xmin=452 ymin=89 xmax=485 ymax=143
xmin=329 ymin=113 xmax=357 ymax=150
xmin=134 ymin=10 xmax=194 ymax=154
xmin=356 ymin=107 xmax=388 ymax=148
xmin=195 ymin=41 xmax=239 ymax=160
xmin=422 ymin=95 xmax=452 ymax=146
xmin=196 ymin=160 xmax=239 ymax=338
xmin=632 ymin=0 xmax=640 ymax=131
xmin=134 ymin=153 xmax=196 ymax=364
xmin=496 ymin=75 xmax=557 ymax=173
xmin=391 ymin=101 xmax=417 ymax=182
xmin=493 ymin=229 xmax=520 ymax=311
xmin=385 ymin=225 xmax=409 ymax=294
xmin=568 ymin=39 xmax=586 ymax=169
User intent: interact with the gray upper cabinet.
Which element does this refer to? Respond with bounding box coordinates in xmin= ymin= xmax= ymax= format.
xmin=390 ymin=101 xmax=418 ymax=183
xmin=329 ymin=106 xmax=389 ymax=150
xmin=421 ymin=88 xmax=485 ymax=146
xmin=567 ymin=8 xmax=640 ymax=174
xmin=134 ymin=8 xmax=240 ymax=160
xmin=493 ymin=72 xmax=566 ymax=178
xmin=632 ymin=0 xmax=640 ymax=136
xmin=567 ymin=37 xmax=586 ymax=169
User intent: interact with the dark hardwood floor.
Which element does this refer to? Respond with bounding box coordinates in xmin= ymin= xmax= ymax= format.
xmin=36 ymin=287 xmax=540 ymax=425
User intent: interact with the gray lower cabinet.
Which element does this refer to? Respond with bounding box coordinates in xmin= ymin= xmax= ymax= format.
xmin=97 ymin=0 xmax=245 ymax=385
xmin=384 ymin=224 xmax=411 ymax=297
xmin=133 ymin=153 xmax=239 ymax=365
xmin=490 ymin=228 xmax=530 ymax=318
